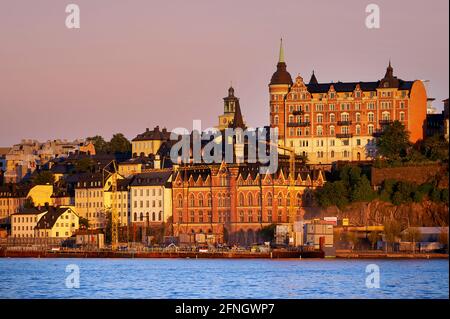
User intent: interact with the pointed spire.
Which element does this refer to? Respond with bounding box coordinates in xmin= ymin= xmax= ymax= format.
xmin=309 ymin=70 xmax=318 ymax=85
xmin=278 ymin=38 xmax=285 ymax=63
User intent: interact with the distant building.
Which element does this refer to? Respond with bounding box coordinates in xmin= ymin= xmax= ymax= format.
xmin=217 ymin=87 xmax=246 ymax=130
xmin=10 ymin=208 xmax=47 ymax=238
xmin=26 ymin=185 xmax=53 ymax=207
xmin=129 ymin=170 xmax=173 ymax=226
xmin=118 ymin=155 xmax=153 ymax=177
xmin=35 ymin=207 xmax=79 ymax=238
xmin=425 ymin=98 xmax=449 ymax=138
xmin=269 ymin=39 xmax=427 ymax=164
xmin=132 ymin=126 xmax=171 ymax=157
xmin=0 ymin=184 xmax=29 ymax=224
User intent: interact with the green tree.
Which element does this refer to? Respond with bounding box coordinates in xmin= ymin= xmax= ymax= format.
xmin=441 ymin=189 xmax=449 ymax=205
xmin=75 ymin=157 xmax=95 ymax=173
xmin=351 ymin=175 xmax=376 ymax=202
xmin=368 ymin=231 xmax=380 ymax=250
xmin=418 ymin=134 xmax=449 ymax=162
xmin=259 ymin=224 xmax=276 ymax=242
xmin=32 ymin=171 xmax=55 ymax=185
xmin=376 ymin=121 xmax=411 ymax=161
xmin=316 ymin=181 xmax=349 ymax=209
xmin=87 ymin=135 xmax=109 ymax=154
xmin=383 ymin=220 xmax=402 ymax=251
xmin=79 ymin=217 xmax=89 ymax=229
xmin=109 ymin=133 xmax=132 ymax=154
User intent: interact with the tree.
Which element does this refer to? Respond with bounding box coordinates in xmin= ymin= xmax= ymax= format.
xmin=368 ymin=231 xmax=380 ymax=250
xmin=418 ymin=134 xmax=449 ymax=162
xmin=74 ymin=157 xmax=95 ymax=173
xmin=351 ymin=175 xmax=376 ymax=203
xmin=315 ymin=181 xmax=349 ymax=209
xmin=87 ymin=135 xmax=108 ymax=154
xmin=259 ymin=224 xmax=276 ymax=242
xmin=109 ymin=133 xmax=132 ymax=154
xmin=79 ymin=217 xmax=89 ymax=229
xmin=376 ymin=121 xmax=411 ymax=161
xmin=24 ymin=197 xmax=35 ymax=209
xmin=383 ymin=220 xmax=402 ymax=251
xmin=32 ymin=171 xmax=55 ymax=185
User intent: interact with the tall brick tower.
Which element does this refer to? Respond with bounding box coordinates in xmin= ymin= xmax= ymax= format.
xmin=269 ymin=39 xmax=293 ymax=147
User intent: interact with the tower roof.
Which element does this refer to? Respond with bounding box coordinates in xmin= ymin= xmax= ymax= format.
xmin=269 ymin=38 xmax=293 ymax=86
xmin=228 ymin=100 xmax=246 ymax=130
xmin=379 ymin=60 xmax=399 ymax=88
xmin=309 ymin=70 xmax=318 ymax=85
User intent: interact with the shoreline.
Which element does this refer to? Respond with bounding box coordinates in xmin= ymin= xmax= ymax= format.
xmin=0 ymin=249 xmax=447 ymax=259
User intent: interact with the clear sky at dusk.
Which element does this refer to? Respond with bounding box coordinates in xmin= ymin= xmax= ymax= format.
xmin=0 ymin=0 xmax=448 ymax=145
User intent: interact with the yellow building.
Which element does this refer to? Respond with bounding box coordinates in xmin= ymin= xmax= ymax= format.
xmin=74 ymin=172 xmax=123 ymax=229
xmin=27 ymin=185 xmax=53 ymax=207
xmin=35 ymin=207 xmax=79 ymax=238
xmin=132 ymin=126 xmax=171 ymax=157
xmin=11 ymin=208 xmax=47 ymax=238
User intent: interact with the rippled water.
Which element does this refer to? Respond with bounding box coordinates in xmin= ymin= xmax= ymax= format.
xmin=0 ymin=258 xmax=448 ymax=299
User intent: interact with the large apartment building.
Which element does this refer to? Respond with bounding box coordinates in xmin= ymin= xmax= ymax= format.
xmin=269 ymin=40 xmax=427 ymax=164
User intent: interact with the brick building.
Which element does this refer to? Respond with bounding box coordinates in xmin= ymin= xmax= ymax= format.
xmin=269 ymin=39 xmax=428 ymax=164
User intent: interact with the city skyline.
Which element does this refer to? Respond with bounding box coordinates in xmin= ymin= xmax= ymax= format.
xmin=0 ymin=0 xmax=448 ymax=146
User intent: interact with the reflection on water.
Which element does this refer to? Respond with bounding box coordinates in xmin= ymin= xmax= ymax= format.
xmin=0 ymin=258 xmax=448 ymax=299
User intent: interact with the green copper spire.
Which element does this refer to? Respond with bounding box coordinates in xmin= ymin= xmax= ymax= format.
xmin=279 ymin=38 xmax=285 ymax=63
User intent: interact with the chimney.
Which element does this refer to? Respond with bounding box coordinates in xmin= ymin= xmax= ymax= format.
xmin=154 ymin=155 xmax=161 ymax=169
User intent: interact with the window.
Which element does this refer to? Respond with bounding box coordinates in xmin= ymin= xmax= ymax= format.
xmin=189 ymin=194 xmax=195 ymax=207
xmin=368 ymin=112 xmax=375 ymax=122
xmin=331 ymin=150 xmax=335 ymax=158
xmin=329 ymin=113 xmax=335 ymax=123
xmin=267 ymin=193 xmax=273 ymax=206
xmin=239 ymin=193 xmax=245 ymax=206
xmin=329 ymin=126 xmax=335 ymax=136
xmin=356 ymin=125 xmax=361 ymax=135
xmin=330 ymin=139 xmax=335 ymax=146
xmin=198 ymin=194 xmax=204 ymax=207
xmin=177 ymin=195 xmax=183 ymax=207
xmin=316 ymin=126 xmax=323 ymax=136
xmin=400 ymin=112 xmax=405 ymax=121
xmin=248 ymin=193 xmax=253 ymax=206
xmin=329 ymin=104 xmax=335 ymax=111
xmin=355 ymin=113 xmax=361 ymax=122
xmin=382 ymin=112 xmax=390 ymax=120
xmin=368 ymin=124 xmax=374 ymax=134
xmin=274 ymin=115 xmax=279 ymax=125
xmin=317 ymin=114 xmax=323 ymax=123
xmin=239 ymin=211 xmax=244 ymax=223
xmin=341 ymin=113 xmax=349 ymax=121
xmin=278 ymin=193 xmax=283 ymax=206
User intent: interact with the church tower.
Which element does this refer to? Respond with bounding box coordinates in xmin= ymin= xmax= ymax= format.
xmin=218 ymin=86 xmax=240 ymax=130
xmin=269 ymin=39 xmax=293 ymax=146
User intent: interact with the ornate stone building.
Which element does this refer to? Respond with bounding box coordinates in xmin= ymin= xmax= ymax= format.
xmin=269 ymin=40 xmax=428 ymax=164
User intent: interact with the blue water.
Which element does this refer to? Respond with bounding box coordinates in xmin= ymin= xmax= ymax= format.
xmin=0 ymin=258 xmax=448 ymax=299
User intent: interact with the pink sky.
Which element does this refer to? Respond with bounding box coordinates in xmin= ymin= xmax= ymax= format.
xmin=0 ymin=0 xmax=448 ymax=146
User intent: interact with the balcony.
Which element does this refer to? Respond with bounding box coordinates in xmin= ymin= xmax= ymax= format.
xmin=337 ymin=120 xmax=352 ymax=126
xmin=292 ymin=110 xmax=304 ymax=116
xmin=287 ymin=121 xmax=311 ymax=127
xmin=336 ymin=133 xmax=353 ymax=138
xmin=372 ymin=129 xmax=384 ymax=137
xmin=379 ymin=120 xmax=393 ymax=125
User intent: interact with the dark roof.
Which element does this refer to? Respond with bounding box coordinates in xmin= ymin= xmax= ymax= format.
xmin=309 ymin=71 xmax=318 ymax=85
xmin=0 ymin=184 xmax=30 ymax=198
xmin=35 ymin=207 xmax=75 ymax=230
xmin=74 ymin=172 xmax=103 ymax=188
xmin=270 ymin=62 xmax=293 ymax=86
xmin=305 ymin=80 xmax=414 ymax=93
xmin=228 ymin=100 xmax=246 ymax=130
xmin=105 ymin=177 xmax=135 ymax=192
xmin=130 ymin=170 xmax=172 ymax=187
xmin=13 ymin=207 xmax=44 ymax=215
xmin=132 ymin=126 xmax=171 ymax=142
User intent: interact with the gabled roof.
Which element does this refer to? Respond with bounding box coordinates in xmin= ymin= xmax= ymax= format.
xmin=35 ymin=207 xmax=76 ymax=230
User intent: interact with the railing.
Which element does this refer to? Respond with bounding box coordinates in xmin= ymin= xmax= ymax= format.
xmin=337 ymin=120 xmax=352 ymax=126
xmin=336 ymin=133 xmax=353 ymax=138
xmin=287 ymin=121 xmax=310 ymax=127
xmin=292 ymin=110 xmax=304 ymax=116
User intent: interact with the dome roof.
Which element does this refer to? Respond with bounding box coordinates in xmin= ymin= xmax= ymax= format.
xmin=270 ymin=62 xmax=293 ymax=85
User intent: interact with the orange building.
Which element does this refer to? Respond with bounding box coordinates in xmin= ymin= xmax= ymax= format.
xmin=172 ymin=162 xmax=324 ymax=246
xmin=269 ymin=40 xmax=427 ymax=164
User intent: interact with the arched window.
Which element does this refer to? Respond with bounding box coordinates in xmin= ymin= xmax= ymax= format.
xmin=296 ymin=193 xmax=302 ymax=207
xmin=288 ymin=115 xmax=294 ymax=123
xmin=158 ymin=211 xmax=162 ymax=221
xmin=368 ymin=124 xmax=374 ymax=134
xmin=368 ymin=112 xmax=374 ymax=122
xmin=356 ymin=125 xmax=361 ymax=135
xmin=134 ymin=212 xmax=137 ymax=222
xmin=355 ymin=112 xmax=361 ymax=122
xmin=400 ymin=111 xmax=405 ymax=121
xmin=317 ymin=114 xmax=323 ymax=123
xmin=267 ymin=193 xmax=273 ymax=206
xmin=239 ymin=193 xmax=245 ymax=206
xmin=248 ymin=193 xmax=253 ymax=206
xmin=329 ymin=125 xmax=335 ymax=136
xmin=382 ymin=111 xmax=390 ymax=121
xmin=198 ymin=194 xmax=204 ymax=207
xmin=278 ymin=193 xmax=283 ymax=206
xmin=177 ymin=195 xmax=183 ymax=208
xmin=152 ymin=212 xmax=155 ymax=221
xmin=341 ymin=113 xmax=349 ymax=121
xmin=316 ymin=126 xmax=323 ymax=136
xmin=189 ymin=194 xmax=195 ymax=207
xmin=140 ymin=213 xmax=143 ymax=222
xmin=329 ymin=113 xmax=335 ymax=123
xmin=274 ymin=115 xmax=279 ymax=125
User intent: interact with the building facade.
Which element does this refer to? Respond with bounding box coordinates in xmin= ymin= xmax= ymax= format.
xmin=129 ymin=170 xmax=173 ymax=226
xmin=269 ymin=40 xmax=427 ymax=164
xmin=0 ymin=184 xmax=28 ymax=224
xmin=172 ymin=162 xmax=324 ymax=245
xmin=35 ymin=207 xmax=79 ymax=238
xmin=132 ymin=126 xmax=171 ymax=157
xmin=11 ymin=208 xmax=46 ymax=238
